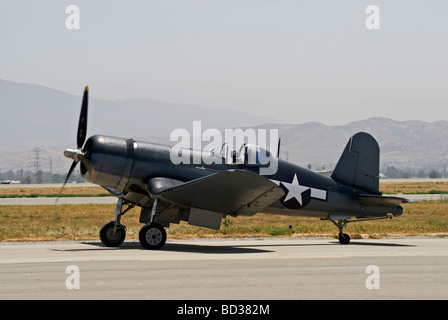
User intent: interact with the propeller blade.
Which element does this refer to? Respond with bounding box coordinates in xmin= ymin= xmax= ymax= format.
xmin=277 ymin=137 xmax=281 ymax=158
xmin=77 ymin=86 xmax=89 ymax=149
xmin=56 ymin=160 xmax=78 ymax=204
xmin=58 ymin=86 xmax=89 ymax=204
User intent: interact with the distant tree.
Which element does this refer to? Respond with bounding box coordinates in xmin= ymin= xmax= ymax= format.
xmin=0 ymin=169 xmax=83 ymax=184
xmin=36 ymin=170 xmax=43 ymax=184
xmin=385 ymin=166 xmax=401 ymax=179
xmin=429 ymin=169 xmax=441 ymax=179
xmin=417 ymin=169 xmax=426 ymax=178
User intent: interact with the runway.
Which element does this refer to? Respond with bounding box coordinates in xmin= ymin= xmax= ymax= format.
xmin=0 ymin=196 xmax=117 ymax=205
xmin=0 ymin=238 xmax=447 ymax=300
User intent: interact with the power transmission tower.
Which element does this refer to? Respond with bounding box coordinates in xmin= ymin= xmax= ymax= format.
xmin=49 ymin=156 xmax=53 ymax=183
xmin=32 ymin=147 xmax=43 ymax=184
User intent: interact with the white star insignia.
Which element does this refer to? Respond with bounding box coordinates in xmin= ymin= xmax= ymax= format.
xmin=281 ymin=174 xmax=310 ymax=206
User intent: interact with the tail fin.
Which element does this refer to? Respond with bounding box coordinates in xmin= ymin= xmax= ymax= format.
xmin=331 ymin=132 xmax=380 ymax=194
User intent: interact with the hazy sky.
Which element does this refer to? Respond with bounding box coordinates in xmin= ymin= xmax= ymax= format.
xmin=1 ymin=0 xmax=447 ymax=125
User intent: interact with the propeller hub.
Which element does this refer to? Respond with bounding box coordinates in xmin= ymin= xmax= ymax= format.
xmin=64 ymin=148 xmax=85 ymax=162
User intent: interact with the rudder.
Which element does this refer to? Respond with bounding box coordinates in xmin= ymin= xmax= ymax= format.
xmin=331 ymin=132 xmax=380 ymax=194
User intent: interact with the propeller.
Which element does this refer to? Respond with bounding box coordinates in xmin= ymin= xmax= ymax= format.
xmin=57 ymin=86 xmax=89 ymax=202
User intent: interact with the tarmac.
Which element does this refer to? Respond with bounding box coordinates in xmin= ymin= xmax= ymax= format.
xmin=0 ymin=237 xmax=446 ymax=300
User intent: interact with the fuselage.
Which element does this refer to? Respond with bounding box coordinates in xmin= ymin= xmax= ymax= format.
xmin=79 ymin=135 xmax=401 ymax=220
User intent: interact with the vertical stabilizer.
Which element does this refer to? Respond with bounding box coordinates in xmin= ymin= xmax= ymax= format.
xmin=331 ymin=132 xmax=380 ymax=194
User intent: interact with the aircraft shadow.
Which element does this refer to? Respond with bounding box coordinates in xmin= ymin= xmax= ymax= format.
xmin=54 ymin=239 xmax=415 ymax=254
xmin=72 ymin=240 xmax=342 ymax=253
xmin=163 ymin=242 xmax=273 ymax=254
xmin=329 ymin=241 xmax=416 ymax=247
xmin=82 ymin=240 xmax=342 ymax=253
xmin=63 ymin=241 xmax=275 ymax=254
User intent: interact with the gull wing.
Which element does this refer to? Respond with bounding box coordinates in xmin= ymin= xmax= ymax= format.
xmin=147 ymin=169 xmax=285 ymax=216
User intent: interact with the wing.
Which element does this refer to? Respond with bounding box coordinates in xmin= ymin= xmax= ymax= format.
xmin=147 ymin=169 xmax=285 ymax=216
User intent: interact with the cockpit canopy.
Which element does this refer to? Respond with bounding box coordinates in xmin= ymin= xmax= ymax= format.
xmin=210 ymin=142 xmax=273 ymax=167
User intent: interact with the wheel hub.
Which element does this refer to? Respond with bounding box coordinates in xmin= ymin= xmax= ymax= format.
xmin=146 ymin=228 xmax=162 ymax=245
xmin=106 ymin=227 xmax=122 ymax=241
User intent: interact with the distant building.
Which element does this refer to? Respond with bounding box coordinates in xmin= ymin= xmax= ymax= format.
xmin=0 ymin=180 xmax=21 ymax=184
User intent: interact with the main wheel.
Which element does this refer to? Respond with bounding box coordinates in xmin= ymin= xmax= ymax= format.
xmin=339 ymin=233 xmax=350 ymax=245
xmin=139 ymin=222 xmax=167 ymax=250
xmin=100 ymin=221 xmax=126 ymax=247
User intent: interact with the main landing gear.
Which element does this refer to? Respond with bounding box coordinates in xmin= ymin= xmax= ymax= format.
xmin=99 ymin=198 xmax=167 ymax=250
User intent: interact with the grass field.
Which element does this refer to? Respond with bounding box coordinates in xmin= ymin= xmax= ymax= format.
xmin=0 ymin=201 xmax=447 ymax=241
xmin=1 ymin=182 xmax=448 ymax=241
xmin=380 ymin=181 xmax=448 ymax=194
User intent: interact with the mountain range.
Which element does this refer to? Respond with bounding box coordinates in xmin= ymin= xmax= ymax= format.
xmin=1 ymin=78 xmax=448 ymax=174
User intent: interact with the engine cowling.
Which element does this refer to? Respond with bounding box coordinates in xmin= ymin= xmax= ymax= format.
xmin=80 ymin=135 xmax=135 ymax=191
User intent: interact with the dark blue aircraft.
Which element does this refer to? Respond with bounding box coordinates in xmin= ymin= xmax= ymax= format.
xmin=62 ymin=87 xmax=408 ymax=249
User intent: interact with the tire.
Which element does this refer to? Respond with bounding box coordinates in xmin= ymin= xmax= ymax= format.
xmin=100 ymin=221 xmax=126 ymax=247
xmin=339 ymin=233 xmax=350 ymax=245
xmin=139 ymin=223 xmax=167 ymax=250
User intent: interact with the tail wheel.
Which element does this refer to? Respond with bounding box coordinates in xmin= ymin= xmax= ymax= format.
xmin=339 ymin=233 xmax=351 ymax=245
xmin=139 ymin=222 xmax=167 ymax=250
xmin=100 ymin=221 xmax=126 ymax=247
